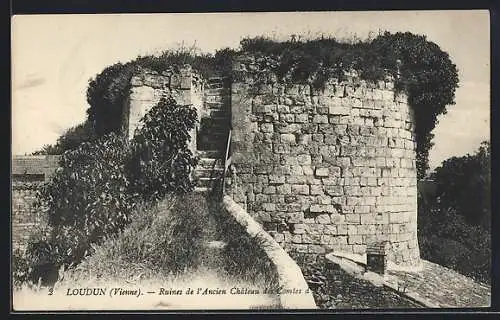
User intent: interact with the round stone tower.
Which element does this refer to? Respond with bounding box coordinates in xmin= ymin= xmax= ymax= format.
xmin=227 ymin=54 xmax=420 ymax=267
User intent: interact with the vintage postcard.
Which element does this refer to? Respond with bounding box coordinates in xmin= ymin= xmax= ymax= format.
xmin=11 ymin=11 xmax=491 ymax=311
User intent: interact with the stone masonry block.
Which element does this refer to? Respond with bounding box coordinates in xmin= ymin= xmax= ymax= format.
xmin=328 ymin=106 xmax=350 ymax=115
xmin=323 ymin=225 xmax=337 ymax=235
xmin=313 ymin=115 xmax=329 ymax=124
xmin=269 ymin=175 xmax=286 ymax=185
xmin=345 ymin=214 xmax=361 ymax=224
xmin=347 ymin=225 xmax=358 ymax=235
xmin=308 ymin=245 xmax=326 ymax=254
xmin=295 ymin=114 xmax=309 ymax=123
xmin=262 ymin=203 xmax=276 ymax=212
xmin=325 ymin=185 xmax=344 ymax=197
xmin=292 ymin=184 xmax=310 ymax=195
xmin=310 ymin=185 xmax=324 ymax=195
xmin=319 ymin=235 xmax=334 ymax=245
xmin=337 ymin=225 xmax=348 ymax=235
xmin=280 ymin=133 xmax=296 ymax=143
xmin=348 ymin=235 xmax=363 ymax=245
xmin=315 ymin=167 xmax=329 ymax=177
xmin=330 ymin=214 xmax=346 ymax=224
xmin=296 ymin=154 xmax=312 ymax=165
xmin=310 ymin=204 xmax=336 ymax=214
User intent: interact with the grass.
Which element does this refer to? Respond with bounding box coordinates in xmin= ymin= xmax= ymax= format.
xmin=208 ymin=197 xmax=281 ymax=293
xmin=62 ymin=193 xmax=209 ymax=282
xmin=13 ymin=192 xmax=283 ymax=310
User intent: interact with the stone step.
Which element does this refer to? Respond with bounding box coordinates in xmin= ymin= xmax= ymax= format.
xmin=200 ymin=117 xmax=230 ymax=129
xmin=199 ymin=121 xmax=229 ymax=131
xmin=205 ymin=107 xmax=230 ymax=116
xmin=198 ymin=134 xmax=228 ymax=146
xmin=205 ymin=95 xmax=226 ymax=104
xmin=198 ymin=130 xmax=229 ymax=144
xmin=205 ymin=101 xmax=229 ymax=108
xmin=194 ymin=168 xmax=224 ymax=179
xmin=195 ymin=177 xmax=220 ymax=188
xmin=209 ymin=109 xmax=230 ymax=118
xmin=197 ymin=140 xmax=226 ymax=151
xmin=207 ymin=76 xmax=225 ymax=81
xmin=196 ymin=150 xmax=224 ymax=158
xmin=197 ymin=157 xmax=224 ymax=169
xmin=194 ymin=186 xmax=210 ymax=193
xmin=207 ymin=77 xmax=227 ymax=85
xmin=205 ymin=87 xmax=229 ymax=95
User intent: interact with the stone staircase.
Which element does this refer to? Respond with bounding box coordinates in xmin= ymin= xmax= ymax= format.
xmin=194 ymin=76 xmax=230 ymax=193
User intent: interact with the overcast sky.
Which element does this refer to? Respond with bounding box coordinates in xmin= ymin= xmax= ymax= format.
xmin=11 ymin=11 xmax=490 ymax=169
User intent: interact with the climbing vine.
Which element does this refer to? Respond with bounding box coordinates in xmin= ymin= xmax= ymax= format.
xmin=84 ymin=31 xmax=458 ymax=179
xmin=239 ymin=32 xmax=459 ymax=178
xmin=127 ymin=96 xmax=199 ymax=201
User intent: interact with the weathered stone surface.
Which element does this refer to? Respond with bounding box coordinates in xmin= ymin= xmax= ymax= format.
xmin=224 ymin=60 xmax=419 ymax=267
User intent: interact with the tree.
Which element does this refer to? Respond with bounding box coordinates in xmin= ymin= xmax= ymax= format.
xmin=32 ymin=120 xmax=98 ymax=155
xmin=430 ymin=141 xmax=491 ymax=229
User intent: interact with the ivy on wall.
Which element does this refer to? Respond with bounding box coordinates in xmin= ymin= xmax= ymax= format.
xmin=238 ymin=32 xmax=459 ymax=178
xmin=42 ymin=31 xmax=457 ymax=179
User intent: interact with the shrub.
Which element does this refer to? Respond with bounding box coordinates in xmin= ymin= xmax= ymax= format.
xmin=34 ymin=133 xmax=134 ymax=267
xmin=86 ymin=62 xmax=136 ymax=136
xmin=12 ymin=248 xmax=32 ymax=288
xmin=127 ymin=96 xmax=198 ymax=201
xmin=417 ymin=141 xmax=491 ymax=283
xmin=21 ymin=94 xmax=199 ymax=285
xmin=418 ymin=194 xmax=491 ymax=284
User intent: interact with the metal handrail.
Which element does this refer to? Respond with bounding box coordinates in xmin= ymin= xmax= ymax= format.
xmin=221 ymin=129 xmax=232 ymax=195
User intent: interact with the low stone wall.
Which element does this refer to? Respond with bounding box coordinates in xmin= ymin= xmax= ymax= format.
xmin=12 ymin=155 xmax=60 ymax=251
xmin=222 ymin=195 xmax=317 ymax=309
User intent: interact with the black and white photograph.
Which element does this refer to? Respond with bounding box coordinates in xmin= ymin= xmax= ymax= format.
xmin=11 ymin=11 xmax=491 ymax=310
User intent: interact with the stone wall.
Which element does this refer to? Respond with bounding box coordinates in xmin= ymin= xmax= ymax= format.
xmin=124 ymin=65 xmax=205 ymax=154
xmin=12 ymin=155 xmax=60 ymax=251
xmin=227 ymin=55 xmax=420 ymax=266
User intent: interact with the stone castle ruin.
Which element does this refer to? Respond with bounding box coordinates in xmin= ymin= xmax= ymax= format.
xmin=122 ymin=53 xmax=420 ymax=267
xmin=12 ymin=53 xmax=420 ymax=267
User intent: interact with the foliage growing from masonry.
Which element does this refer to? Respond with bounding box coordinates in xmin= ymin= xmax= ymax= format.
xmin=83 ymin=46 xmax=236 ymax=140
xmin=83 ymin=32 xmax=457 ymax=179
xmin=239 ymin=33 xmax=459 ymax=178
xmin=126 ymin=97 xmax=198 ymax=201
xmin=86 ymin=62 xmax=137 ymax=136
